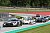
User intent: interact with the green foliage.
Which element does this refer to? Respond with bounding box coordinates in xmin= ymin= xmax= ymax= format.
xmin=0 ymin=0 xmax=50 ymax=7
xmin=0 ymin=0 xmax=11 ymax=6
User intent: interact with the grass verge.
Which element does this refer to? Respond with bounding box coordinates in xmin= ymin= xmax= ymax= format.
xmin=17 ymin=25 xmax=50 ymax=33
xmin=0 ymin=9 xmax=50 ymax=12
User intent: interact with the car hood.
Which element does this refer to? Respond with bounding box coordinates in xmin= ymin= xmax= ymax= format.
xmin=4 ymin=21 xmax=18 ymax=23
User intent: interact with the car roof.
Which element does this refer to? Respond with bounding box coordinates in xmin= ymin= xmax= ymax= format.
xmin=2 ymin=18 xmax=19 ymax=21
xmin=11 ymin=18 xmax=18 ymax=19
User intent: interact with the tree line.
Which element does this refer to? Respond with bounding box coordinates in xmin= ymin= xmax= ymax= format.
xmin=0 ymin=0 xmax=50 ymax=8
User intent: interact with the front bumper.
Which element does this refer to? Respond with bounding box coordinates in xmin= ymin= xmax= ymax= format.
xmin=3 ymin=23 xmax=14 ymax=27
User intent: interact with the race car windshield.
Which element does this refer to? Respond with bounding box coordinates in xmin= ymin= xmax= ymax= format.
xmin=11 ymin=20 xmax=19 ymax=21
xmin=24 ymin=18 xmax=32 ymax=20
xmin=8 ymin=19 xmax=19 ymax=21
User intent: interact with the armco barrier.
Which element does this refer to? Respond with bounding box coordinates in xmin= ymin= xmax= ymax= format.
xmin=5 ymin=21 xmax=50 ymax=33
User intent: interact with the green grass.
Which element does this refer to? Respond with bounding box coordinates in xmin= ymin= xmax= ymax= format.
xmin=0 ymin=9 xmax=30 ymax=12
xmin=17 ymin=25 xmax=50 ymax=33
xmin=0 ymin=9 xmax=50 ymax=12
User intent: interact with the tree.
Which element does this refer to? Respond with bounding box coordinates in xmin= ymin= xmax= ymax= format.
xmin=0 ymin=0 xmax=11 ymax=6
xmin=0 ymin=0 xmax=50 ymax=8
xmin=9 ymin=0 xmax=17 ymax=6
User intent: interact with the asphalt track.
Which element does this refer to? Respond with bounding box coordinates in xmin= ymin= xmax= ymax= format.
xmin=0 ymin=12 xmax=50 ymax=33
xmin=0 ymin=23 xmax=43 ymax=33
xmin=0 ymin=13 xmax=42 ymax=33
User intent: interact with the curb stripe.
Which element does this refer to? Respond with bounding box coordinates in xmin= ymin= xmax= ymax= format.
xmin=5 ymin=21 xmax=50 ymax=33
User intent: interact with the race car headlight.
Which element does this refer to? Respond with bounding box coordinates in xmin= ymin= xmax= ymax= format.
xmin=4 ymin=24 xmax=6 ymax=25
xmin=4 ymin=23 xmax=6 ymax=25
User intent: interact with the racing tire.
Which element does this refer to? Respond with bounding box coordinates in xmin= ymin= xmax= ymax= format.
xmin=29 ymin=22 xmax=33 ymax=25
xmin=16 ymin=22 xmax=20 ymax=27
xmin=20 ymin=21 xmax=22 ymax=26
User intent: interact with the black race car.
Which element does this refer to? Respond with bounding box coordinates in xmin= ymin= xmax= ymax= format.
xmin=35 ymin=18 xmax=48 ymax=23
xmin=3 ymin=18 xmax=22 ymax=27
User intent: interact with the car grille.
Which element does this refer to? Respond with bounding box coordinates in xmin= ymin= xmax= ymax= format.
xmin=6 ymin=23 xmax=13 ymax=26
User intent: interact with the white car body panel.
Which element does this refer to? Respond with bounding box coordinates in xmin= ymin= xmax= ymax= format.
xmin=23 ymin=20 xmax=30 ymax=23
xmin=23 ymin=19 xmax=35 ymax=24
xmin=19 ymin=16 xmax=36 ymax=24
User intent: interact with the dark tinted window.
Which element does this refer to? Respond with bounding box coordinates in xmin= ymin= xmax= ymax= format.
xmin=10 ymin=19 xmax=19 ymax=21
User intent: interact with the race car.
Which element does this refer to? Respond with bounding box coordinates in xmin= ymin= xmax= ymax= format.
xmin=35 ymin=18 xmax=48 ymax=23
xmin=21 ymin=16 xmax=36 ymax=25
xmin=3 ymin=18 xmax=22 ymax=27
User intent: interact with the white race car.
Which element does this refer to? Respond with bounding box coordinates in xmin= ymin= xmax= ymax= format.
xmin=21 ymin=16 xmax=36 ymax=24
